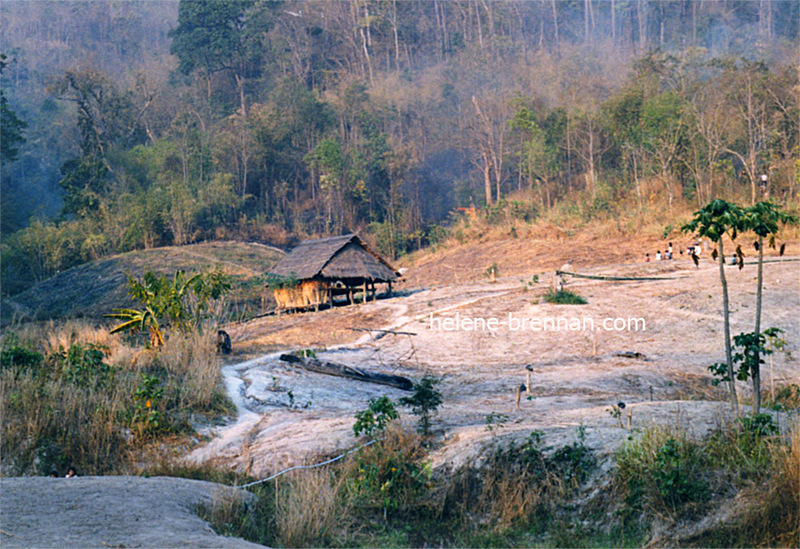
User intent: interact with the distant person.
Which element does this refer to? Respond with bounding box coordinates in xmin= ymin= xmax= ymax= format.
xmin=66 ymin=467 xmax=77 ymax=478
xmin=216 ymin=330 xmax=232 ymax=355
xmin=668 ymin=242 xmax=673 ymax=256
xmin=694 ymin=242 xmax=702 ymax=256
xmin=49 ymin=470 xmax=58 ymax=478
xmin=645 ymin=252 xmax=650 ymax=262
xmin=655 ymin=250 xmax=662 ymax=261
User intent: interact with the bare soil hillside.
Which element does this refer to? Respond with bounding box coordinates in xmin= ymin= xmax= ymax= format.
xmin=191 ymin=252 xmax=799 ymax=478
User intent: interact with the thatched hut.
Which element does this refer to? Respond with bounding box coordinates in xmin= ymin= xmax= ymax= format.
xmin=267 ymin=234 xmax=400 ymax=311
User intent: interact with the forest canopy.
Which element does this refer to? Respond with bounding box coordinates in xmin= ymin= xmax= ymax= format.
xmin=1 ymin=0 xmax=798 ymax=295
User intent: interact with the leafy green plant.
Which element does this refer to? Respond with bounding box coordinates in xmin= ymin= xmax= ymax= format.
xmin=738 ymin=413 xmax=777 ymax=438
xmin=543 ymin=288 xmax=587 ymax=304
xmin=485 ymin=412 xmax=509 ymax=436
xmin=131 ymin=373 xmax=166 ymax=438
xmin=348 ymin=426 xmax=430 ymax=517
xmin=399 ymin=376 xmax=443 ymax=436
xmin=354 ymin=396 xmax=399 ymax=438
xmin=53 ymin=343 xmax=114 ymax=388
xmin=615 ymin=428 xmax=709 ymax=518
xmin=709 ymin=328 xmax=782 ymax=389
xmin=0 ymin=334 xmax=43 ymax=371
xmin=652 ymin=438 xmax=709 ymax=509
xmin=106 ymin=269 xmax=231 ymax=346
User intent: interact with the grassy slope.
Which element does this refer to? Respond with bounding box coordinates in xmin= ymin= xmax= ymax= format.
xmin=1 ymin=241 xmax=284 ymax=324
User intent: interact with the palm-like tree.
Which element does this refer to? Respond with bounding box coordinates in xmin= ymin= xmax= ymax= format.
xmin=106 ymin=270 xmax=202 ymax=347
xmin=107 ymin=306 xmax=165 ymax=348
xmin=742 ymin=201 xmax=797 ymax=413
xmin=682 ymin=199 xmax=744 ymax=414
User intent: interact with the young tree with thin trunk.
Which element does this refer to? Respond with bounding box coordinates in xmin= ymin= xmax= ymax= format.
xmin=682 ymin=199 xmax=744 ymax=414
xmin=742 ymin=201 xmax=797 ymax=413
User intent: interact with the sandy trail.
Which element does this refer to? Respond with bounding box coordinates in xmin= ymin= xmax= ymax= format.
xmin=190 ymin=257 xmax=800 ymax=477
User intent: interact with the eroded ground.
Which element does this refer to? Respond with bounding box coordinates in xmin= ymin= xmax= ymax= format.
xmin=189 ymin=255 xmax=800 ymax=478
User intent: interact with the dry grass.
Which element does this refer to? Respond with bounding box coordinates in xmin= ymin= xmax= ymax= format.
xmin=275 ymin=468 xmax=348 ymax=547
xmin=153 ymin=330 xmax=226 ymax=411
xmin=1 ymin=320 xmax=231 ymax=476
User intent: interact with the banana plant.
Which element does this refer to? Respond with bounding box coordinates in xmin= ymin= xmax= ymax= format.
xmin=106 ymin=270 xmax=202 ymax=347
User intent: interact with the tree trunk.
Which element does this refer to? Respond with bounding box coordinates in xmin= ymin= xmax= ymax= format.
xmin=483 ymin=151 xmax=493 ymax=206
xmin=551 ymin=0 xmax=559 ymax=52
xmin=719 ymin=238 xmax=739 ymax=415
xmin=753 ymin=235 xmax=764 ymax=413
xmin=279 ymin=354 xmax=413 ymax=391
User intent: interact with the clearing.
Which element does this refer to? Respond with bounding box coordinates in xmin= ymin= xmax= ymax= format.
xmin=190 ymin=249 xmax=799 ymax=479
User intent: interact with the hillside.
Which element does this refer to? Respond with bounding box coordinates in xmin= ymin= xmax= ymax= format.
xmin=1 ymin=241 xmax=283 ymax=325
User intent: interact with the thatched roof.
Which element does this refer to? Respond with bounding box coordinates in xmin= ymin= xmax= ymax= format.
xmin=269 ymin=234 xmax=399 ymax=282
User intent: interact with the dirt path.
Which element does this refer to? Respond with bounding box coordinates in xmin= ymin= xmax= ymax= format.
xmin=0 ymin=476 xmax=265 ymax=548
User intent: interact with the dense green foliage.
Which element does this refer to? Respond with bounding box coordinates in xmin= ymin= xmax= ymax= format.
xmin=106 ymin=269 xmax=231 ymax=346
xmin=543 ymin=289 xmax=588 ymax=305
xmin=353 ymin=395 xmax=399 ymax=438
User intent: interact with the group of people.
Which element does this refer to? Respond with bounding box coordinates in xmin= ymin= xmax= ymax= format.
xmin=48 ymin=467 xmax=77 ymax=478
xmin=645 ymin=241 xmax=704 ymax=262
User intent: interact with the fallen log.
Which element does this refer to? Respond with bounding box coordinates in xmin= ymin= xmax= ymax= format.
xmin=279 ymin=354 xmax=414 ymax=391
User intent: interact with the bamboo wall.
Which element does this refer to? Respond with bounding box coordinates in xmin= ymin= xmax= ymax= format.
xmin=273 ymin=280 xmax=330 ymax=310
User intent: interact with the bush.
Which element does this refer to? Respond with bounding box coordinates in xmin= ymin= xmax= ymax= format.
xmin=353 ymin=396 xmax=399 ymax=438
xmin=51 ymin=343 xmax=114 ymax=389
xmin=0 ymin=334 xmax=43 ymax=371
xmin=614 ymin=427 xmax=709 ymax=518
xmin=345 ymin=425 xmax=430 ymax=517
xmin=0 ymin=322 xmax=231 ymax=476
xmin=399 ymin=376 xmax=443 ymax=435
xmin=543 ymin=289 xmax=587 ymax=305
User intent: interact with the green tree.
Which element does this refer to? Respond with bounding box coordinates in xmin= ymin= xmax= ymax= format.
xmin=682 ymin=199 xmax=745 ymax=414
xmin=741 ymin=201 xmax=797 ymax=413
xmin=169 ymin=0 xmax=280 ymax=115
xmin=399 ymin=375 xmax=443 ymax=436
xmin=511 ymin=106 xmax=560 ymax=208
xmin=0 ymin=54 xmax=27 ymax=166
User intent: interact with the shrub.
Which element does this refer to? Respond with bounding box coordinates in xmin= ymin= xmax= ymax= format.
xmin=353 ymin=396 xmax=399 ymax=438
xmin=441 ymin=428 xmax=596 ymax=531
xmin=344 ymin=425 xmax=430 ymax=517
xmin=0 ymin=334 xmax=43 ymax=371
xmin=51 ymin=343 xmax=114 ymax=388
xmin=399 ymin=376 xmax=443 ymax=436
xmin=0 ymin=321 xmax=230 ymax=476
xmin=614 ymin=427 xmax=708 ymax=518
xmin=543 ymin=289 xmax=587 ymax=305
